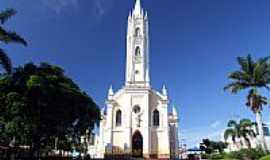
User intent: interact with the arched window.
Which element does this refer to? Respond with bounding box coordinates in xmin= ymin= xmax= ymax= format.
xmin=153 ymin=109 xmax=159 ymax=126
xmin=116 ymin=110 xmax=122 ymax=127
xmin=135 ymin=47 xmax=140 ymax=57
xmin=135 ymin=27 xmax=141 ymax=37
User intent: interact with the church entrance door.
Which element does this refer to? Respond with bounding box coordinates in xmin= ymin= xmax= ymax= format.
xmin=132 ymin=131 xmax=143 ymax=157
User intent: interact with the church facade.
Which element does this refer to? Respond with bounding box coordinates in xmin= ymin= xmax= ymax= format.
xmin=94 ymin=0 xmax=179 ymax=158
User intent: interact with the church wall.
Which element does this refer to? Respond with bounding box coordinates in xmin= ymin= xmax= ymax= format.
xmin=149 ymin=91 xmax=170 ymax=157
xmin=111 ymin=93 xmax=131 ymax=152
xmin=112 ymin=131 xmax=126 ymax=152
xmin=106 ymin=89 xmax=152 ymax=155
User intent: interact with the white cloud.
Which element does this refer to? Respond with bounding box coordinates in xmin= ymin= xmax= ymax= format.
xmin=41 ymin=0 xmax=79 ymax=14
xmin=210 ymin=120 xmax=221 ymax=129
xmin=180 ymin=122 xmax=225 ymax=148
xmin=40 ymin=0 xmax=114 ymax=22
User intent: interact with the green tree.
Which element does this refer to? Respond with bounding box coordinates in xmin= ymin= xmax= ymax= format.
xmin=224 ymin=119 xmax=256 ymax=149
xmin=0 ymin=8 xmax=27 ymax=74
xmin=224 ymin=55 xmax=270 ymax=151
xmin=200 ymin=139 xmax=227 ymax=154
xmin=200 ymin=139 xmax=213 ymax=154
xmin=0 ymin=62 xmax=100 ymax=157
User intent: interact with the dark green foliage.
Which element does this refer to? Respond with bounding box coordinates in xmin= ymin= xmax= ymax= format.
xmin=0 ymin=26 xmax=27 ymax=46
xmin=225 ymin=148 xmax=266 ymax=160
xmin=210 ymin=153 xmax=226 ymax=159
xmin=200 ymin=139 xmax=227 ymax=154
xmin=0 ymin=9 xmax=16 ymax=24
xmin=224 ymin=54 xmax=270 ymax=151
xmin=224 ymin=55 xmax=270 ymax=93
xmin=0 ymin=62 xmax=100 ymax=155
xmin=224 ymin=119 xmax=257 ymax=149
xmin=246 ymin=89 xmax=267 ymax=113
xmin=0 ymin=8 xmax=27 ymax=74
xmin=201 ymin=149 xmax=267 ymax=160
xmin=0 ymin=48 xmax=11 ymax=74
xmin=224 ymin=54 xmax=270 ymax=113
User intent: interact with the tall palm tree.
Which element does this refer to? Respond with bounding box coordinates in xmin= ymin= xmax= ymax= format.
xmin=224 ymin=55 xmax=270 ymax=151
xmin=0 ymin=8 xmax=27 ymax=74
xmin=224 ymin=120 xmax=243 ymax=149
xmin=240 ymin=119 xmax=257 ymax=149
xmin=224 ymin=119 xmax=257 ymax=149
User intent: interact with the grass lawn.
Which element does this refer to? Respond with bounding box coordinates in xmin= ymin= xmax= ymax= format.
xmin=260 ymin=155 xmax=270 ymax=160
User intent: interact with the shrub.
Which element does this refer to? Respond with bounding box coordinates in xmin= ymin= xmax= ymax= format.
xmin=225 ymin=148 xmax=266 ymax=160
xmin=210 ymin=153 xmax=226 ymax=159
xmin=201 ymin=153 xmax=209 ymax=159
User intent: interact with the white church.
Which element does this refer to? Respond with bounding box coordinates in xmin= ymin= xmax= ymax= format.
xmin=89 ymin=0 xmax=179 ymax=159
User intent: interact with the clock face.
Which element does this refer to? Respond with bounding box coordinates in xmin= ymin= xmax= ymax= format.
xmin=133 ymin=105 xmax=141 ymax=114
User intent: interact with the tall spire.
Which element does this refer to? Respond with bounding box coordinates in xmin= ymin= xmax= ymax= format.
xmin=134 ymin=0 xmax=141 ymax=16
xmin=162 ymin=85 xmax=167 ymax=96
xmin=172 ymin=105 xmax=178 ymax=117
xmin=126 ymin=0 xmax=149 ymax=88
xmin=108 ymin=85 xmax=114 ymax=100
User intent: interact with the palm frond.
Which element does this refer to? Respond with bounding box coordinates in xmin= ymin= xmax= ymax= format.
xmin=228 ymin=120 xmax=237 ymax=127
xmin=224 ymin=129 xmax=236 ymax=141
xmin=0 ymin=9 xmax=16 ymax=24
xmin=236 ymin=54 xmax=255 ymax=75
xmin=237 ymin=56 xmax=249 ymax=74
xmin=225 ymin=55 xmax=270 ymax=107
xmin=0 ymin=26 xmax=27 ymax=46
xmin=224 ymin=82 xmax=249 ymax=93
xmin=257 ymin=56 xmax=270 ymax=65
xmin=0 ymin=48 xmax=12 ymax=74
xmin=247 ymin=54 xmax=255 ymax=74
xmin=229 ymin=71 xmax=251 ymax=83
xmin=239 ymin=118 xmax=253 ymax=127
xmin=254 ymin=60 xmax=270 ymax=85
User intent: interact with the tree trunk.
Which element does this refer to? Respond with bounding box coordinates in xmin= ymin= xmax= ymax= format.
xmin=255 ymin=111 xmax=268 ymax=151
xmin=234 ymin=138 xmax=242 ymax=150
xmin=244 ymin=137 xmax=251 ymax=149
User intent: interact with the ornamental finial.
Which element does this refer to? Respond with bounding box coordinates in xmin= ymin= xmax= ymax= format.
xmin=134 ymin=0 xmax=141 ymax=16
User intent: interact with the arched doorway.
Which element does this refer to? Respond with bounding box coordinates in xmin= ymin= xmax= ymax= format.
xmin=132 ymin=131 xmax=143 ymax=157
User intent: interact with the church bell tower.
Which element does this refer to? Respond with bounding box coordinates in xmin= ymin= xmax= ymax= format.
xmin=125 ymin=0 xmax=150 ymax=88
xmin=96 ymin=0 xmax=177 ymax=158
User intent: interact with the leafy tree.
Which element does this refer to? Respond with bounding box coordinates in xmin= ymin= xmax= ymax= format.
xmin=224 ymin=119 xmax=256 ymax=149
xmin=0 ymin=8 xmax=27 ymax=74
xmin=224 ymin=55 xmax=270 ymax=151
xmin=0 ymin=62 xmax=100 ymax=156
xmin=200 ymin=139 xmax=227 ymax=154
xmin=200 ymin=139 xmax=213 ymax=154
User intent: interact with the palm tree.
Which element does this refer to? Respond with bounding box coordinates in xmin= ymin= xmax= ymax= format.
xmin=224 ymin=120 xmax=241 ymax=149
xmin=224 ymin=55 xmax=270 ymax=151
xmin=224 ymin=119 xmax=257 ymax=149
xmin=0 ymin=8 xmax=27 ymax=74
xmin=240 ymin=119 xmax=257 ymax=149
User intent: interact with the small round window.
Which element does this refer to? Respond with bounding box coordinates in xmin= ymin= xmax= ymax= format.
xmin=133 ymin=105 xmax=141 ymax=114
xmin=135 ymin=70 xmax=139 ymax=74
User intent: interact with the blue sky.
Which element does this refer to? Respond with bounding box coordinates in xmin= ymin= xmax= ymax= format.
xmin=2 ymin=0 xmax=270 ymax=148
